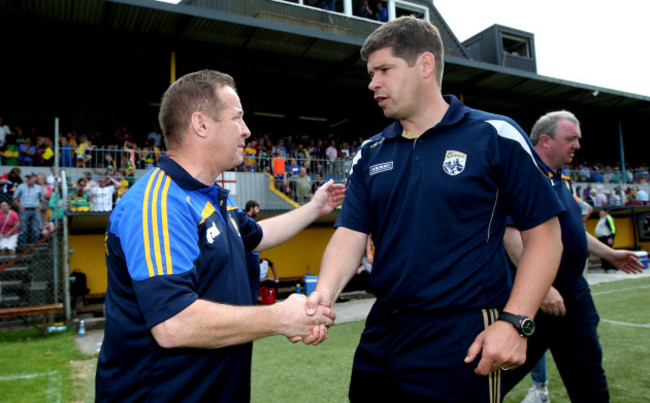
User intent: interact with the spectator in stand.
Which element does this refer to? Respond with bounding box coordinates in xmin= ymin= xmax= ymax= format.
xmin=376 ymin=1 xmax=388 ymax=22
xmin=0 ymin=174 xmax=16 ymax=205
xmin=625 ymin=189 xmax=644 ymax=206
xmin=18 ymin=137 xmax=37 ymax=166
xmin=272 ymin=138 xmax=287 ymax=159
xmin=141 ymin=139 xmax=161 ymax=169
xmin=41 ymin=183 xmax=65 ymax=237
xmin=89 ymin=176 xmax=121 ymax=212
xmin=243 ymin=139 xmax=258 ymax=172
xmin=114 ymin=170 xmax=129 ymax=203
xmin=59 ymin=136 xmax=74 ymax=167
xmin=3 ymin=139 xmax=19 ymax=166
xmin=608 ymin=186 xmax=622 ymax=206
xmin=357 ymin=0 xmax=374 ymax=19
xmin=147 ymin=126 xmax=163 ymax=149
xmin=285 ymin=166 xmax=313 ymax=204
xmin=0 ymin=201 xmax=20 ymax=256
xmin=13 ymin=172 xmax=45 ymax=244
xmin=244 ymin=200 xmax=261 ymax=304
xmin=311 ymin=173 xmax=325 ymax=196
xmin=38 ymin=136 xmax=55 ymax=166
xmin=258 ymin=145 xmax=272 ymax=173
xmin=82 ymin=171 xmax=98 ymax=193
xmin=635 ymin=187 xmax=648 ymax=204
xmin=593 ymin=185 xmax=608 ymax=207
xmin=287 ymin=158 xmax=300 ymax=178
xmin=69 ymin=180 xmax=91 ymax=212
xmin=284 ymin=135 xmax=294 ymax=156
xmin=325 ymin=139 xmax=339 ymax=162
xmin=578 ymin=164 xmax=591 ymax=182
xmin=310 ymin=139 xmax=325 ymax=173
xmin=75 ymin=135 xmax=93 ymax=167
xmin=591 ymin=167 xmax=603 ymax=183
xmin=0 ymin=117 xmax=11 ymax=149
xmin=271 ymin=148 xmax=286 ymax=190
xmin=7 ymin=167 xmax=22 ymax=186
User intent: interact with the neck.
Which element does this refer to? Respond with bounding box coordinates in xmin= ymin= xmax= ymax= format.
xmin=166 ymin=150 xmax=222 ymax=186
xmin=400 ymin=92 xmax=449 ymax=136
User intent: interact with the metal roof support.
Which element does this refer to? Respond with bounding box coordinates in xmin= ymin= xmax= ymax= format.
xmin=619 ymin=120 xmax=627 ymax=184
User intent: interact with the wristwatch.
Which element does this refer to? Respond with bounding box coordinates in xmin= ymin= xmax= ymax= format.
xmin=497 ymin=311 xmax=536 ymax=337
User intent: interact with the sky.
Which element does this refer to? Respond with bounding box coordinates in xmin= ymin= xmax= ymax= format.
xmin=433 ymin=0 xmax=650 ymax=98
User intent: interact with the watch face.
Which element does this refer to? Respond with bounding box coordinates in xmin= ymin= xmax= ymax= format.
xmin=520 ymin=318 xmax=536 ymax=336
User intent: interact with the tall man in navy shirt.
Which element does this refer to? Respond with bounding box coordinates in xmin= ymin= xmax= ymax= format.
xmin=95 ymin=70 xmax=344 ymax=402
xmin=502 ymin=110 xmax=643 ymax=402
xmin=304 ymin=16 xmax=564 ymax=402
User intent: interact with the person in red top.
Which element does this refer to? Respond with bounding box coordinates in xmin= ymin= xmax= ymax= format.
xmin=0 ymin=201 xmax=20 ymax=255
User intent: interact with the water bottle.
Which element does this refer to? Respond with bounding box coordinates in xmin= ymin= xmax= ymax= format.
xmin=79 ymin=320 xmax=86 ymax=337
xmin=296 ymin=283 xmax=301 ymax=295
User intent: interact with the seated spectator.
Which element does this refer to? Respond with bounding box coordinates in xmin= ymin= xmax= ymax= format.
xmin=88 ymin=176 xmax=121 ymax=212
xmin=625 ymin=190 xmax=644 ymax=206
xmin=609 ymin=187 xmax=622 ymax=206
xmin=115 ymin=170 xmax=129 ymax=203
xmin=311 ymin=173 xmax=325 ymax=196
xmin=594 ymin=185 xmax=608 ymax=207
xmin=0 ymin=117 xmax=11 ymax=149
xmin=75 ymin=135 xmax=94 ymax=167
xmin=591 ymin=167 xmax=603 ymax=183
xmin=0 ymin=201 xmax=19 ymax=256
xmin=635 ymin=187 xmax=649 ymax=205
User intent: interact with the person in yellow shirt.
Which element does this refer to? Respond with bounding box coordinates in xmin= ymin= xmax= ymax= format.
xmin=243 ymin=140 xmax=257 ymax=172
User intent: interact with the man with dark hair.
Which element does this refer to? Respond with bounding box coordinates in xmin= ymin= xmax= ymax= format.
xmin=96 ymin=70 xmax=344 ymax=402
xmin=306 ymin=16 xmax=564 ymax=401
xmin=245 ymin=200 xmax=262 ymax=303
xmin=503 ymin=110 xmax=643 ymax=402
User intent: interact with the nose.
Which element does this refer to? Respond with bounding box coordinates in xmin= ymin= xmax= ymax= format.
xmin=241 ymin=120 xmax=251 ymax=139
xmin=368 ymin=75 xmax=379 ymax=91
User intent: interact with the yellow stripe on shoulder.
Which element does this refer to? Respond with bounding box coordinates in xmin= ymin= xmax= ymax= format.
xmin=227 ymin=205 xmax=238 ymax=211
xmin=199 ymin=202 xmax=216 ymax=225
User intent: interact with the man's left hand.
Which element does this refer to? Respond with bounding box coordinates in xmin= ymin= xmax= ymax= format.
xmin=464 ymin=320 xmax=527 ymax=375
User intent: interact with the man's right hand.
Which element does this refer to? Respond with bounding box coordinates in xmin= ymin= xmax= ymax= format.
xmin=277 ymin=294 xmax=334 ymax=344
xmin=290 ymin=290 xmax=336 ymax=345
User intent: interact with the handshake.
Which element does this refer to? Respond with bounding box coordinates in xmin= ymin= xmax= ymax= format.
xmin=274 ymin=291 xmax=335 ymax=346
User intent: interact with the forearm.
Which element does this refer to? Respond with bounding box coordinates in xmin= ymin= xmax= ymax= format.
xmin=504 ymin=217 xmax=562 ymax=317
xmin=586 ymin=232 xmax=614 ymax=259
xmin=151 ymin=297 xmax=322 ymax=349
xmin=503 ymin=226 xmax=523 ymax=267
xmin=255 ymin=202 xmax=321 ymax=251
xmin=316 ymin=227 xmax=368 ymax=302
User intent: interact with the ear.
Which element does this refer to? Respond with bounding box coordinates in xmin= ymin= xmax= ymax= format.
xmin=419 ymin=52 xmax=436 ymax=80
xmin=190 ymin=112 xmax=209 ymax=139
xmin=539 ymin=133 xmax=553 ymax=148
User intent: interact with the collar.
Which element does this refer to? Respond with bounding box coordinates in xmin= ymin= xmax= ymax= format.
xmin=382 ymin=94 xmax=471 ymax=139
xmin=157 ymin=155 xmax=225 ymax=195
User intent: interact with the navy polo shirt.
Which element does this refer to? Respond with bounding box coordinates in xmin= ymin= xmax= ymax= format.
xmin=337 ymin=95 xmax=565 ymax=311
xmin=96 ymin=155 xmax=263 ymax=402
xmin=539 ymin=165 xmax=589 ymax=296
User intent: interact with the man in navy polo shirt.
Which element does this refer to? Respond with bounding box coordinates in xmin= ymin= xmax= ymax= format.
xmin=305 ymin=16 xmax=564 ymax=401
xmin=95 ymin=70 xmax=344 ymax=402
xmin=502 ymin=110 xmax=643 ymax=402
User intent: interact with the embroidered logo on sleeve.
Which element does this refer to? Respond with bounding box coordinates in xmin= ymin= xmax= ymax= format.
xmin=369 ymin=161 xmax=393 ymax=176
xmin=442 ymin=150 xmax=467 ymax=176
xmin=206 ymin=221 xmax=220 ymax=244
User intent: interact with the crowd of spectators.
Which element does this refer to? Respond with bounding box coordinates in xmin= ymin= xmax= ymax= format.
xmin=569 ymin=162 xmax=650 ymax=184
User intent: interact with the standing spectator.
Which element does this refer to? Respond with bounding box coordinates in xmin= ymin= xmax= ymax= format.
xmin=18 ymin=137 xmax=37 ymax=166
xmin=75 ymin=135 xmax=94 ymax=167
xmin=13 ymin=172 xmax=44 ymax=244
xmin=0 ymin=201 xmax=19 ymax=256
xmin=41 ymin=184 xmax=65 ymax=237
xmin=285 ymin=166 xmax=313 ymax=204
xmin=357 ymin=0 xmax=374 ymax=19
xmin=257 ymin=145 xmax=272 ymax=173
xmin=38 ymin=137 xmax=55 ymax=166
xmin=376 ymin=1 xmax=388 ymax=22
xmin=325 ymin=139 xmax=339 ymax=162
xmin=608 ymin=186 xmax=622 ymax=206
xmin=0 ymin=117 xmax=11 ymax=149
xmin=7 ymin=168 xmax=22 ymax=186
xmin=272 ymin=138 xmax=287 ymax=159
xmin=271 ymin=149 xmax=286 ymax=189
xmin=635 ymin=187 xmax=648 ymax=204
xmin=60 ymin=136 xmax=74 ymax=167
xmin=595 ymin=209 xmax=617 ymax=272
xmin=593 ymin=185 xmax=608 ymax=207
xmin=147 ymin=126 xmax=163 ymax=148
xmin=88 ymin=176 xmax=121 ymax=212
xmin=243 ymin=140 xmax=258 ymax=172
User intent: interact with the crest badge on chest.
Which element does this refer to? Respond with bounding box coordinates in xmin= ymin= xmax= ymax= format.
xmin=442 ymin=150 xmax=467 ymax=176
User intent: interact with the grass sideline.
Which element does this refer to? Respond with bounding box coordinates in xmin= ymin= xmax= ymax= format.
xmin=0 ymin=276 xmax=648 ymax=402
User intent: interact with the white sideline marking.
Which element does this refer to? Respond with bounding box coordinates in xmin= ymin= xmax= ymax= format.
xmin=591 ymin=284 xmax=650 ymax=328
xmin=601 ymin=319 xmax=650 ymax=329
xmin=0 ymin=370 xmax=62 ymax=403
xmin=591 ymin=284 xmax=650 ymax=296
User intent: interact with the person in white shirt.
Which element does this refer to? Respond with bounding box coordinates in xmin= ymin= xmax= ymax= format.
xmin=89 ymin=176 xmax=121 ymax=212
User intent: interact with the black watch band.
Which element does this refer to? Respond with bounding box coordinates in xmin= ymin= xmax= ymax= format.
xmin=497 ymin=311 xmax=535 ymax=337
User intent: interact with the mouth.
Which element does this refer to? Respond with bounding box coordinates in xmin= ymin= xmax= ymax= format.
xmin=374 ymin=95 xmax=388 ymax=107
